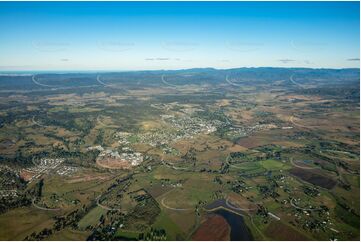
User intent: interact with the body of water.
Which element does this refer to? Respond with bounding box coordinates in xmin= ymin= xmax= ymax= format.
xmin=205 ymin=199 xmax=253 ymax=241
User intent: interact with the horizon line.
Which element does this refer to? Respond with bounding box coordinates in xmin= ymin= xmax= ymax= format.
xmin=0 ymin=66 xmax=359 ymax=74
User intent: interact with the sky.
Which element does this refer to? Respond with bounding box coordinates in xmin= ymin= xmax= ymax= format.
xmin=0 ymin=1 xmax=359 ymax=71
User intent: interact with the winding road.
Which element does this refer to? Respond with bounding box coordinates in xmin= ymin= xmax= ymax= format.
xmin=161 ymin=75 xmax=178 ymax=88
xmin=290 ymin=158 xmax=317 ymax=170
xmin=96 ymin=75 xmax=123 ymax=89
xmin=32 ymin=198 xmax=61 ymax=211
xmin=96 ymin=75 xmax=113 ymax=87
xmin=32 ymin=75 xmax=58 ymax=88
xmin=225 ymin=75 xmax=243 ymax=87
xmin=288 ymin=115 xmax=309 ymax=129
xmin=32 ymin=115 xmax=48 ymax=128
xmin=96 ymin=115 xmax=108 ymax=127
xmin=290 ymin=198 xmax=322 ymax=212
xmin=289 ymin=74 xmax=305 ymax=89
xmin=162 ymin=161 xmax=190 ymax=171
xmin=96 ymin=195 xmax=122 ymax=211
xmin=160 ymin=197 xmax=193 ymax=211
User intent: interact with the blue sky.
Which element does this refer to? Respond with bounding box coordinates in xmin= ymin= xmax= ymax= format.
xmin=0 ymin=1 xmax=359 ymax=71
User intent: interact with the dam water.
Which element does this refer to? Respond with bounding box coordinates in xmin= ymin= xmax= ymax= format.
xmin=205 ymin=199 xmax=253 ymax=241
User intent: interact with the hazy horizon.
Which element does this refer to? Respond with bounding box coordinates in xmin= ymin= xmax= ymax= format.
xmin=0 ymin=66 xmax=360 ymax=75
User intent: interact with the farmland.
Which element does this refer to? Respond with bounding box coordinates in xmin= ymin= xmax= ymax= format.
xmin=0 ymin=67 xmax=359 ymax=240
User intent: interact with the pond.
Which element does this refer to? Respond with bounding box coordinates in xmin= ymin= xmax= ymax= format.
xmin=205 ymin=199 xmax=253 ymax=241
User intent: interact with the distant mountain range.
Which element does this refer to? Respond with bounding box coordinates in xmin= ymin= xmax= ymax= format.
xmin=0 ymin=67 xmax=359 ymax=92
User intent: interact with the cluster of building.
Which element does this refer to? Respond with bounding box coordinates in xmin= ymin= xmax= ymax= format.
xmin=21 ymin=158 xmax=65 ymax=183
xmin=0 ymin=189 xmax=18 ymax=198
xmin=114 ymin=132 xmax=132 ymax=146
xmin=37 ymin=158 xmax=65 ymax=168
xmin=160 ymin=178 xmax=183 ymax=187
xmin=56 ymin=166 xmax=78 ymax=176
xmin=227 ymin=123 xmax=277 ymax=137
xmin=162 ymin=114 xmax=218 ymax=136
xmin=120 ymin=152 xmax=143 ymax=166
xmin=133 ymin=114 xmax=219 ymax=148
xmin=292 ymin=206 xmax=332 ymax=233
xmin=97 ymin=147 xmax=144 ymax=167
xmin=161 ymin=145 xmax=180 ymax=155
xmin=86 ymin=145 xmax=104 ymax=152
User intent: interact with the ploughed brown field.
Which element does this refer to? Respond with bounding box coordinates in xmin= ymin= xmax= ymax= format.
xmin=192 ymin=214 xmax=230 ymax=241
xmin=289 ymin=168 xmax=337 ymax=189
xmin=237 ymin=136 xmax=264 ymax=149
xmin=265 ymin=221 xmax=309 ymax=241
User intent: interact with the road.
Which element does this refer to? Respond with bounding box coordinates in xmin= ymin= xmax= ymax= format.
xmin=161 ymin=75 xmax=178 ymax=88
xmin=290 ymin=198 xmax=322 ymax=211
xmin=290 ymin=158 xmax=317 ymax=170
xmin=225 ymin=75 xmax=242 ymax=87
xmin=289 ymin=74 xmax=305 ymax=89
xmin=32 ymin=75 xmax=57 ymax=88
xmin=96 ymin=75 xmax=119 ymax=88
xmin=158 ymin=188 xmax=193 ymax=211
xmin=96 ymin=75 xmax=111 ymax=87
xmin=161 ymin=160 xmax=190 ymax=171
xmin=160 ymin=197 xmax=193 ymax=211
xmin=96 ymin=115 xmax=108 ymax=127
xmin=163 ymin=162 xmax=189 ymax=171
xmin=225 ymin=155 xmax=251 ymax=170
xmin=32 ymin=115 xmax=48 ymax=128
xmin=96 ymin=195 xmax=122 ymax=211
xmin=288 ymin=115 xmax=309 ymax=129
xmin=32 ymin=198 xmax=61 ymax=211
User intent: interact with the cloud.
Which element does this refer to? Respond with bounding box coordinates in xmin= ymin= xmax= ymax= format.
xmin=60 ymin=58 xmax=69 ymax=62
xmin=156 ymin=58 xmax=170 ymax=61
xmin=32 ymin=41 xmax=70 ymax=52
xmin=144 ymin=58 xmax=176 ymax=61
xmin=347 ymin=58 xmax=360 ymax=61
xmin=278 ymin=59 xmax=296 ymax=64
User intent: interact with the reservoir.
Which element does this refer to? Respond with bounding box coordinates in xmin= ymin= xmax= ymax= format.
xmin=205 ymin=199 xmax=253 ymax=241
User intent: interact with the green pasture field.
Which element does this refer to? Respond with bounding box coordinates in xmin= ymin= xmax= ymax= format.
xmin=152 ymin=210 xmax=184 ymax=240
xmin=47 ymin=228 xmax=90 ymax=240
xmin=115 ymin=229 xmax=139 ymax=240
xmin=78 ymin=207 xmax=106 ymax=230
xmin=260 ymin=159 xmax=291 ymax=171
xmin=0 ymin=207 xmax=56 ymax=240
